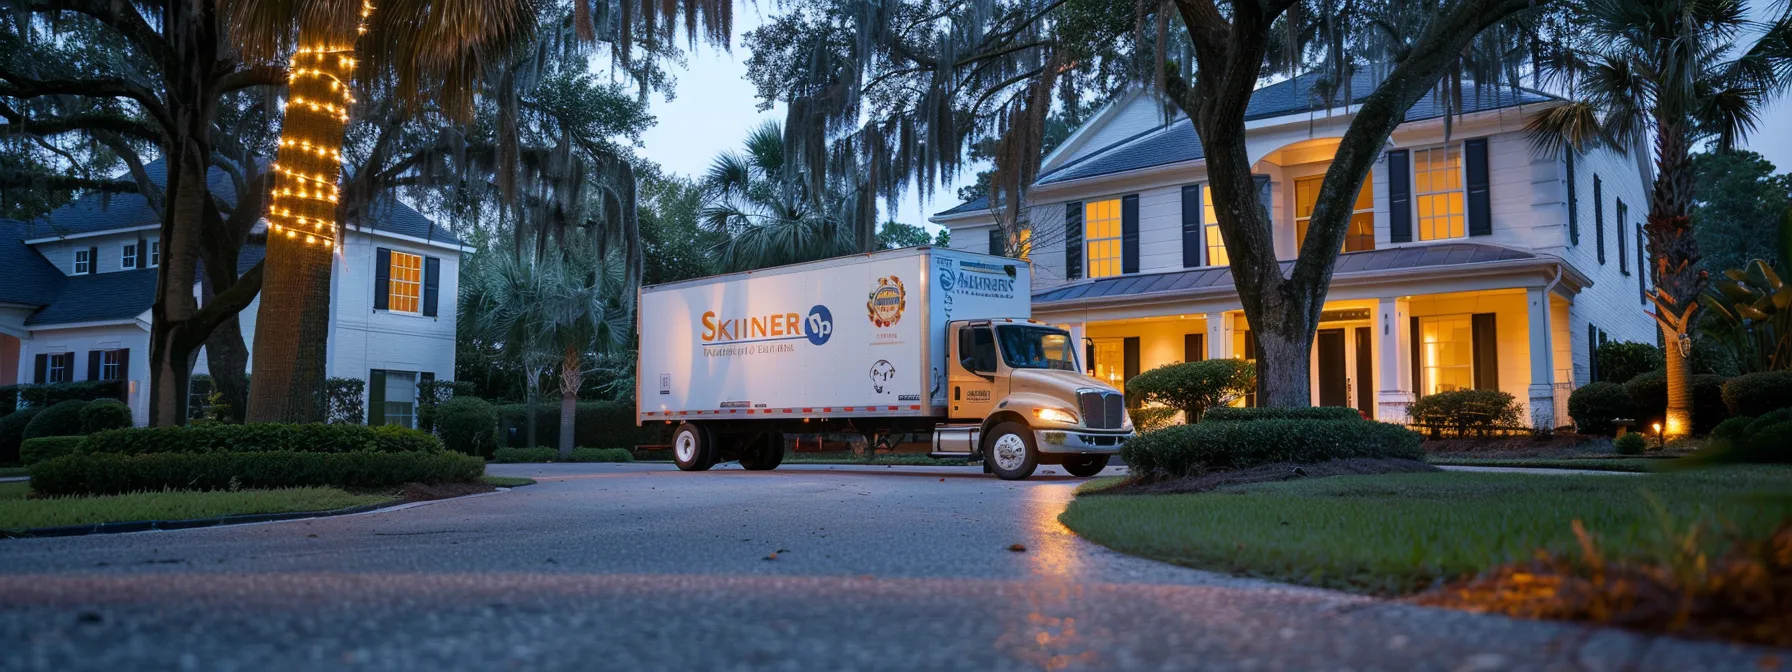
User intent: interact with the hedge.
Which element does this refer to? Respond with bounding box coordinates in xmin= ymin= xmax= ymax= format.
xmin=0 ymin=385 xmax=18 ymax=414
xmin=20 ymin=436 xmax=83 ymax=466
xmin=1568 ymin=382 xmax=1631 ymax=435
xmin=1703 ymin=408 xmax=1792 ymax=464
xmin=23 ymin=400 xmax=88 ymax=440
xmin=79 ymin=423 xmax=442 ymax=456
xmin=1122 ymin=359 xmax=1255 ymax=422
xmin=1407 ymin=389 xmax=1524 ymax=437
xmin=1119 ymin=418 xmax=1423 ymax=478
xmin=435 ymin=396 xmax=498 ymax=457
xmin=491 ymin=447 xmax=635 ymax=463
xmin=80 ymin=399 xmax=133 ymax=434
xmin=1723 ymin=371 xmax=1792 ymax=418
xmin=1202 ymin=406 xmax=1363 ymax=422
xmin=28 ymin=450 xmax=486 ymax=496
xmin=1622 ymin=371 xmax=1730 ymax=435
xmin=1595 ymin=341 xmax=1663 ymax=385
xmin=0 ymin=408 xmax=43 ymax=465
xmin=495 ymin=400 xmax=662 ymax=449
xmin=17 ymin=380 xmax=127 ymax=407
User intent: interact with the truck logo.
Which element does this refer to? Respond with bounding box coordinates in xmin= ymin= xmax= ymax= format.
xmin=867 ymin=275 xmax=906 ymax=327
xmin=699 ymin=304 xmax=833 ymax=348
xmin=805 ymin=305 xmax=834 ymax=346
xmin=869 ymin=359 xmax=896 ymax=393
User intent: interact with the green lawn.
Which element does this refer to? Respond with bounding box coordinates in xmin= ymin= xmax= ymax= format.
xmin=1059 ymin=466 xmax=1792 ymax=595
xmin=1425 ymin=456 xmax=1679 ymax=472
xmin=0 ymin=467 xmax=28 ymax=478
xmin=0 ymin=481 xmax=390 ymax=531
xmin=480 ymin=475 xmax=536 ymax=488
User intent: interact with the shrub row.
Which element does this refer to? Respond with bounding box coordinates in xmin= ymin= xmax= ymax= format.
xmin=1707 ymin=408 xmax=1792 ymax=464
xmin=20 ymin=436 xmax=83 ymax=466
xmin=1568 ymin=370 xmax=1792 ymax=436
xmin=1407 ymin=390 xmax=1524 ymax=437
xmin=495 ymin=400 xmax=662 ymax=449
xmin=24 ymin=400 xmax=88 ymax=440
xmin=435 ymin=397 xmax=498 ymax=457
xmin=0 ymin=380 xmax=127 ymax=409
xmin=29 ymin=450 xmax=486 ymax=496
xmin=491 ymin=447 xmax=636 ymax=463
xmin=79 ymin=423 xmax=442 ymax=456
xmin=1724 ymin=371 xmax=1792 ymax=418
xmin=1120 ymin=417 xmax=1423 ymax=479
xmin=1201 ymin=406 xmax=1362 ymax=422
xmin=0 ymin=408 xmax=42 ymax=464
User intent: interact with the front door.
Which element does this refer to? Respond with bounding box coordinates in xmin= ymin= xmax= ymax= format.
xmin=1317 ymin=328 xmax=1348 ymax=408
xmin=949 ymin=323 xmax=1001 ymax=421
xmin=1354 ymin=326 xmax=1374 ymax=418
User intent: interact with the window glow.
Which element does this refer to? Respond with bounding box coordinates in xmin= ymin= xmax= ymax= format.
xmin=1295 ymin=173 xmax=1375 ymax=253
xmin=1414 ymin=146 xmax=1465 ymax=241
xmin=1203 ymin=185 xmax=1227 ymax=267
xmin=388 ymin=251 xmax=422 ymax=313
xmin=1084 ymin=199 xmax=1123 ymax=278
xmin=1420 ymin=315 xmax=1474 ymax=394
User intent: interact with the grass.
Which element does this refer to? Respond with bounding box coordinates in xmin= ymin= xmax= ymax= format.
xmin=0 ymin=467 xmax=27 ymax=478
xmin=783 ymin=451 xmax=968 ymax=466
xmin=0 ymin=481 xmax=389 ymax=531
xmin=1426 ymin=456 xmax=1680 ymax=473
xmin=480 ymin=475 xmax=535 ymax=488
xmin=1059 ymin=465 xmax=1792 ymax=595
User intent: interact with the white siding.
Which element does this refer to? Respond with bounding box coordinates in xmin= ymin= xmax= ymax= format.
xmin=14 ymin=325 xmax=152 ymax=426
xmin=1043 ymin=92 xmax=1173 ymax=172
xmin=1559 ymin=143 xmax=1656 ymax=384
xmin=326 ymin=230 xmax=460 ymax=418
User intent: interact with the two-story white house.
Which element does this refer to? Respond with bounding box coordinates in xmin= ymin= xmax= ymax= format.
xmin=931 ymin=73 xmax=1657 ymax=427
xmin=0 ymin=159 xmax=467 ymax=427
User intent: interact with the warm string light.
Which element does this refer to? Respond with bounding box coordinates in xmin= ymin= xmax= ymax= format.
xmin=266 ymin=2 xmax=373 ymax=251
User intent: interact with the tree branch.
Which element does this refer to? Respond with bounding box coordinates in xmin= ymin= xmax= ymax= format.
xmin=217 ymin=65 xmax=288 ymax=94
xmin=29 ymin=0 xmax=174 ymax=74
xmin=0 ymin=73 xmax=175 ymax=136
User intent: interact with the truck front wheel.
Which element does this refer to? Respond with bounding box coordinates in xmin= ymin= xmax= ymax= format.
xmin=673 ymin=423 xmax=714 ymax=471
xmin=1061 ymin=454 xmax=1110 ymax=478
xmin=984 ymin=422 xmax=1038 ymax=481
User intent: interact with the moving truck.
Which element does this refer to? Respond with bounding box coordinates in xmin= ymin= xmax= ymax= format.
xmin=636 ymin=247 xmax=1134 ymax=480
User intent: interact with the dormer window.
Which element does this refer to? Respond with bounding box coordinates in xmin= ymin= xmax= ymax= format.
xmin=122 ymin=243 xmax=138 ymax=269
xmin=149 ymin=240 xmax=160 ymax=267
xmin=74 ymin=249 xmax=92 ymax=274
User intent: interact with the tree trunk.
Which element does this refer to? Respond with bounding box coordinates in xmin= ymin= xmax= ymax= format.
xmin=559 ymin=344 xmax=581 ymax=459
xmin=524 ymin=372 xmax=539 ymax=449
xmin=199 ymin=274 xmax=251 ymax=425
xmin=245 ymin=23 xmax=359 ymax=423
xmin=146 ymin=131 xmax=214 ymax=427
xmin=1645 ymin=114 xmax=1701 ymax=439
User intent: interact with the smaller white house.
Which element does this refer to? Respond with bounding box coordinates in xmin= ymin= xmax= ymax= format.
xmin=0 ymin=160 xmax=467 ymax=427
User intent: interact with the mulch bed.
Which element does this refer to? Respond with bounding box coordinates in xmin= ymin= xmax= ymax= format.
xmin=399 ymin=482 xmax=496 ymax=501
xmin=1093 ymin=457 xmax=1440 ymax=496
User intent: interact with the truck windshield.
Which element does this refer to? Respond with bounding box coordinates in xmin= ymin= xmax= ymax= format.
xmin=996 ymin=326 xmax=1078 ymax=371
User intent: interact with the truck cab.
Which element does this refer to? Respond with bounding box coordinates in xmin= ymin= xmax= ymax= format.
xmin=937 ymin=319 xmax=1134 ymax=480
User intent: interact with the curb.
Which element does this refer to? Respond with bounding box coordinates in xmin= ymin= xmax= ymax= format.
xmin=1 ymin=500 xmax=408 ymax=539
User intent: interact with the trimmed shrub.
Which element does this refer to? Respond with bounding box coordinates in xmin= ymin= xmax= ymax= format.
xmin=1613 ymin=432 xmax=1647 ymax=455
xmin=0 ymin=408 xmax=43 ymax=464
xmin=1710 ymin=415 xmax=1754 ymax=442
xmin=23 ymin=400 xmax=88 ymax=440
xmin=1407 ymin=390 xmax=1524 ymax=437
xmin=1119 ymin=418 xmax=1423 ymax=478
xmin=1568 ymin=382 xmax=1632 ymax=435
xmin=492 ymin=447 xmax=636 ymax=463
xmin=495 ymin=400 xmax=661 ymax=449
xmin=325 ymin=377 xmax=366 ymax=425
xmin=1596 ymin=341 xmax=1664 ymax=384
xmin=1122 ymin=359 xmax=1255 ymax=422
xmin=1127 ymin=406 xmax=1180 ymax=432
xmin=1202 ymin=406 xmax=1362 ymax=422
xmin=79 ymin=423 xmax=442 ymax=456
xmin=1623 ymin=371 xmax=1730 ymax=435
xmin=20 ymin=436 xmax=83 ymax=466
xmin=80 ymin=399 xmax=133 ymax=434
xmin=416 ymin=379 xmax=475 ymax=432
xmin=0 ymin=384 xmax=19 ymax=414
xmin=1723 ymin=371 xmax=1792 ymax=418
xmin=28 ymin=450 xmax=485 ymax=496
xmin=1691 ymin=338 xmax=1740 ymax=377
xmin=1705 ymin=408 xmax=1792 ymax=464
xmin=435 ymin=396 xmax=497 ymax=457
xmin=17 ymin=380 xmax=126 ymax=407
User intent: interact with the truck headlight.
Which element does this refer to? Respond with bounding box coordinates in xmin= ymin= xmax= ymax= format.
xmin=1033 ymin=407 xmax=1079 ymax=425
xmin=1121 ymin=409 xmax=1134 ymax=430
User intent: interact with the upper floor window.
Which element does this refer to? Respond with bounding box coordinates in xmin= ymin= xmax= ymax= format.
xmin=1414 ymin=145 xmax=1465 ymax=241
xmin=1084 ymin=199 xmax=1123 ymax=278
xmin=122 ymin=244 xmax=138 ymax=269
xmin=1202 ymin=185 xmax=1228 ymax=267
xmin=149 ymin=240 xmax=160 ymax=267
xmin=1294 ymin=174 xmax=1376 ymax=253
xmin=74 ymin=249 xmax=92 ymax=274
xmin=388 ymin=251 xmax=422 ymax=313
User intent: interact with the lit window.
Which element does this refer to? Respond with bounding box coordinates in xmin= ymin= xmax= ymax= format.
xmin=74 ymin=249 xmax=91 ymax=274
xmin=1084 ymin=199 xmax=1123 ymax=278
xmin=1295 ymin=174 xmax=1376 ymax=253
xmin=149 ymin=240 xmax=160 ymax=267
xmin=1015 ymin=228 xmax=1032 ymax=262
xmin=1420 ymin=315 xmax=1474 ymax=394
xmin=1414 ymin=145 xmax=1465 ymax=241
xmin=122 ymin=244 xmax=138 ymax=269
xmin=1092 ymin=340 xmax=1124 ymax=392
xmin=1203 ymin=185 xmax=1227 ymax=267
xmin=101 ymin=350 xmax=122 ymax=380
xmin=388 ymin=251 xmax=422 ymax=313
xmin=384 ymin=370 xmax=417 ymax=428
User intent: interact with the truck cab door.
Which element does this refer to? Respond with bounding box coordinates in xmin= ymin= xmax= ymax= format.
xmin=949 ymin=323 xmax=1003 ymax=421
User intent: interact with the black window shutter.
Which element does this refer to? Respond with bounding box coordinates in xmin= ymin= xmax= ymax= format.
xmin=1084 ymin=341 xmax=1095 ymax=374
xmin=1594 ymin=177 xmax=1605 ymax=263
xmin=1184 ymin=333 xmax=1205 ymax=362
xmin=1409 ymin=317 xmax=1423 ymax=398
xmin=1617 ymin=201 xmax=1629 ymax=273
xmin=116 ymin=348 xmax=129 ymax=383
xmin=1566 ymin=152 xmax=1579 ymax=245
xmin=88 ymin=246 xmax=99 ymax=274
xmin=1064 ymin=202 xmax=1083 ymax=280
xmin=1588 ymin=324 xmax=1600 ymax=382
xmin=374 ymin=247 xmax=392 ymax=310
xmin=1638 ymin=227 xmax=1648 ymax=303
xmin=136 ymin=237 xmax=147 ymax=268
xmin=1181 ymin=185 xmax=1203 ymax=268
xmin=1123 ymin=336 xmax=1141 ymax=407
xmin=1387 ymin=150 xmax=1412 ymax=243
xmin=1121 ymin=194 xmax=1140 ymax=274
xmin=34 ymin=354 xmax=46 ymax=384
xmin=1465 ymin=138 xmax=1492 ymax=237
xmin=1471 ymin=313 xmax=1499 ymax=391
xmin=88 ymin=351 xmax=101 ymax=381
xmin=987 ymin=228 xmax=1004 ymax=257
xmin=368 ymin=369 xmax=387 ymax=426
xmin=423 ymin=257 xmax=441 ymax=317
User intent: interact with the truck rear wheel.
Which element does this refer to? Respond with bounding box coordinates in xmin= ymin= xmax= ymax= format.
xmin=738 ymin=434 xmax=785 ymax=471
xmin=984 ymin=422 xmax=1038 ymax=481
xmin=673 ymin=423 xmax=714 ymax=471
xmin=1061 ymin=454 xmax=1110 ymax=478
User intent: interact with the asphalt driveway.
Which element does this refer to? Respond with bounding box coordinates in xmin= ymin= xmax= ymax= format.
xmin=0 ymin=462 xmax=1781 ymax=670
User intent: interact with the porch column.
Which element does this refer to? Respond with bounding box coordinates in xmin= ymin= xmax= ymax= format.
xmin=1526 ymin=286 xmax=1557 ymax=429
xmin=1065 ymin=321 xmax=1088 ymax=375
xmin=1205 ymin=312 xmax=1233 ymax=361
xmin=1376 ymin=297 xmax=1414 ymax=423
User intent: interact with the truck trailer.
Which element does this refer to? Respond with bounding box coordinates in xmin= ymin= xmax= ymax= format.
xmin=636 ymin=247 xmax=1133 ymax=480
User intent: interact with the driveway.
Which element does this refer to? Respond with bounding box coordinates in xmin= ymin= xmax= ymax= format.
xmin=0 ymin=462 xmax=1779 ymax=670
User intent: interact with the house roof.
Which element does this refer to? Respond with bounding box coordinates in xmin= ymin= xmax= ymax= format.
xmin=16 ymin=242 xmax=268 ymax=327
xmin=22 ymin=159 xmax=462 ymax=246
xmin=1032 ymin=243 xmax=1538 ymax=304
xmin=935 ymin=73 xmax=1559 ymax=216
xmin=0 ymin=220 xmax=67 ymax=308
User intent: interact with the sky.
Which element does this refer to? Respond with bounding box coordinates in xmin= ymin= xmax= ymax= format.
xmin=634 ymin=4 xmax=1792 ymax=233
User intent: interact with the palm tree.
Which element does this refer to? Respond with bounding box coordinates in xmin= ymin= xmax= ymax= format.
xmin=1529 ymin=0 xmax=1792 ymax=438
xmin=701 ymin=121 xmax=859 ymax=271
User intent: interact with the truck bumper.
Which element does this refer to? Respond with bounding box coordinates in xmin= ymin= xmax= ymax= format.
xmin=1035 ymin=429 xmax=1133 ymax=454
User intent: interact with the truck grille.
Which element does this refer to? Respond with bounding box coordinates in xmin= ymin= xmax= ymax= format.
xmin=1078 ymin=391 xmax=1126 ymax=429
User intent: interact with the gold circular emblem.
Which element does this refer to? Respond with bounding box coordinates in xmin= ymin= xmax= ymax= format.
xmin=867 ymin=275 xmax=906 ymax=328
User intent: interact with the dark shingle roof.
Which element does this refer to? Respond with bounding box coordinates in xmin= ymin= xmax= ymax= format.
xmin=21 ymin=243 xmax=268 ymax=326
xmin=0 ymin=220 xmax=67 ymax=307
xmin=1033 ymin=243 xmax=1537 ymax=304
xmin=935 ymin=73 xmax=1559 ymax=215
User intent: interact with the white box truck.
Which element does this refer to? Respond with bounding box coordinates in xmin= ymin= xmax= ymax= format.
xmin=636 ymin=247 xmax=1133 ymax=480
